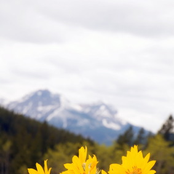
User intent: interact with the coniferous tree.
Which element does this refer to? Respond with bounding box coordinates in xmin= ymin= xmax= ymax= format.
xmin=134 ymin=128 xmax=146 ymax=145
xmin=117 ymin=126 xmax=134 ymax=147
xmin=158 ymin=115 xmax=174 ymax=141
xmin=0 ymin=106 xmax=96 ymax=174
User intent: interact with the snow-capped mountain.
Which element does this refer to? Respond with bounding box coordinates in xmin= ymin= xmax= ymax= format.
xmin=6 ymin=89 xmax=145 ymax=144
xmin=81 ymin=102 xmax=126 ymax=130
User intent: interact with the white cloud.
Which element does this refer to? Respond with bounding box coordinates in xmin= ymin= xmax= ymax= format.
xmin=1 ymin=0 xmax=174 ymax=43
xmin=1 ymin=0 xmax=174 ymax=133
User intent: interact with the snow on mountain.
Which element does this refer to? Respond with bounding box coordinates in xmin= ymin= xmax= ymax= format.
xmin=8 ymin=90 xmax=64 ymax=120
xmin=6 ymin=89 xmax=146 ymax=144
xmin=81 ymin=102 xmax=126 ymax=130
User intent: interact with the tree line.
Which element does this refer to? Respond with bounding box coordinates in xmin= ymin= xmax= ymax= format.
xmin=0 ymin=106 xmax=174 ymax=174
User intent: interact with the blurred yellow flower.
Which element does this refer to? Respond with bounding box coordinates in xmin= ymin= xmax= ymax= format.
xmin=28 ymin=160 xmax=51 ymax=174
xmin=61 ymin=146 xmax=98 ymax=174
xmin=109 ymin=145 xmax=156 ymax=174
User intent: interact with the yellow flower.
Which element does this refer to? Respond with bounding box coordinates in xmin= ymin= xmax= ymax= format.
xmin=61 ymin=146 xmax=98 ymax=174
xmin=28 ymin=160 xmax=52 ymax=174
xmin=109 ymin=145 xmax=156 ymax=174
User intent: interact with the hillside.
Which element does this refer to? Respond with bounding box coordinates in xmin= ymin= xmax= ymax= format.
xmin=0 ymin=106 xmax=94 ymax=174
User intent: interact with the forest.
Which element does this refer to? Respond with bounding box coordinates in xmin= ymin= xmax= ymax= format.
xmin=0 ymin=106 xmax=174 ymax=174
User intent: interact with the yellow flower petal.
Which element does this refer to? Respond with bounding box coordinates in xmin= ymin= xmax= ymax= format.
xmin=36 ymin=163 xmax=45 ymax=174
xmin=102 ymin=170 xmax=107 ymax=174
xmin=28 ymin=169 xmax=38 ymax=174
xmin=61 ymin=146 xmax=98 ymax=174
xmin=64 ymin=163 xmax=73 ymax=170
xmin=109 ymin=146 xmax=156 ymax=174
xmin=143 ymin=161 xmax=156 ymax=173
xmin=148 ymin=170 xmax=156 ymax=174
xmin=44 ymin=160 xmax=48 ymax=174
xmin=28 ymin=160 xmax=51 ymax=174
xmin=79 ymin=146 xmax=87 ymax=163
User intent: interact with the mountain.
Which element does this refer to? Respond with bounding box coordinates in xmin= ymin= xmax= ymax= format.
xmin=6 ymin=89 xmax=146 ymax=144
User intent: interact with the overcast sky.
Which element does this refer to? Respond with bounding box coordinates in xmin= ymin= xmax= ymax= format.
xmin=1 ymin=0 xmax=174 ymax=132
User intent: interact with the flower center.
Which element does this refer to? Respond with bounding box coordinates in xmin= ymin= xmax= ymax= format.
xmin=82 ymin=163 xmax=99 ymax=174
xmin=82 ymin=163 xmax=86 ymax=170
xmin=82 ymin=163 xmax=92 ymax=172
xmin=126 ymin=166 xmax=142 ymax=174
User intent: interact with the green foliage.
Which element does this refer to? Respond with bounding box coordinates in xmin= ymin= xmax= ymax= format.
xmin=0 ymin=106 xmax=94 ymax=174
xmin=1 ymin=106 xmax=174 ymax=174
xmin=44 ymin=142 xmax=81 ymax=174
xmin=0 ymin=139 xmax=11 ymax=174
xmin=145 ymin=134 xmax=174 ymax=174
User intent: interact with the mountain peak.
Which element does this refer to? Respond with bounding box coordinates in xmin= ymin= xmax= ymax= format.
xmin=35 ymin=89 xmax=51 ymax=96
xmin=20 ymin=89 xmax=62 ymax=104
xmin=5 ymin=89 xmax=147 ymax=144
xmin=81 ymin=101 xmax=117 ymax=119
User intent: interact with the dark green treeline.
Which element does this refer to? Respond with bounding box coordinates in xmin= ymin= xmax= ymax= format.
xmin=0 ymin=106 xmax=174 ymax=174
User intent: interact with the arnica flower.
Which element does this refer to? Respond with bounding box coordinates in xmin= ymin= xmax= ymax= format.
xmin=28 ymin=159 xmax=52 ymax=174
xmin=61 ymin=146 xmax=98 ymax=174
xmin=108 ymin=145 xmax=156 ymax=174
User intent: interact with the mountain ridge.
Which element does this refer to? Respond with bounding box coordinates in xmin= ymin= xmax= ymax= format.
xmin=4 ymin=89 xmax=148 ymax=144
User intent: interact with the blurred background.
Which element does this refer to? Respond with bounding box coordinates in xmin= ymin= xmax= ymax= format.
xmin=1 ymin=0 xmax=174 ymax=174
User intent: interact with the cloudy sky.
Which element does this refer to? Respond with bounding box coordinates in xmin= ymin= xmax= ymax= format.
xmin=1 ymin=0 xmax=174 ymax=132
